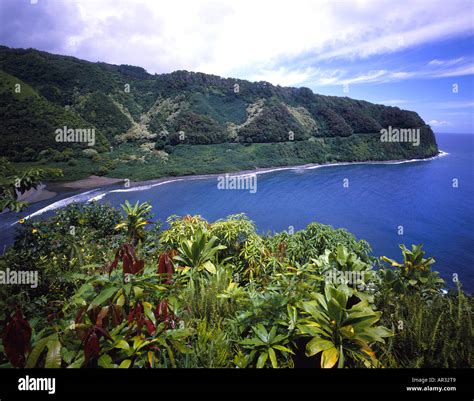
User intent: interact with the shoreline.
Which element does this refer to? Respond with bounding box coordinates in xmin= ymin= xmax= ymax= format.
xmin=23 ymin=151 xmax=448 ymax=205
xmin=19 ymin=176 xmax=124 ymax=205
xmin=112 ymin=150 xmax=449 ymax=193
xmin=17 ymin=184 xmax=58 ymax=204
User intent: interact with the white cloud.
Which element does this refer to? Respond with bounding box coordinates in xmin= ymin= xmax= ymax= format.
xmin=431 ymin=64 xmax=474 ymax=77
xmin=246 ymin=67 xmax=316 ymax=87
xmin=428 ymin=57 xmax=465 ymax=66
xmin=298 ymin=60 xmax=474 ymax=87
xmin=428 ymin=120 xmax=452 ymax=126
xmin=376 ymin=99 xmax=409 ymax=106
xmin=4 ymin=0 xmax=473 ymax=87
xmin=57 ymin=0 xmax=474 ymax=83
xmin=315 ymin=13 xmax=473 ymax=62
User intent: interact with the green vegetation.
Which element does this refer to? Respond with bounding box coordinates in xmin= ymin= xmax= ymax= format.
xmin=0 ymin=202 xmax=471 ymax=369
xmin=114 ymin=200 xmax=152 ymax=245
xmin=0 ymin=46 xmax=438 ymax=182
xmin=0 ymin=158 xmax=62 ymax=212
xmin=7 ymin=133 xmax=439 ymax=183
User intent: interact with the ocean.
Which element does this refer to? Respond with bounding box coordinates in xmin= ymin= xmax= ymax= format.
xmin=1 ymin=133 xmax=473 ymax=291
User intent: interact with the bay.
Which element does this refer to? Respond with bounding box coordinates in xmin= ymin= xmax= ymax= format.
xmin=1 ymin=133 xmax=472 ymax=290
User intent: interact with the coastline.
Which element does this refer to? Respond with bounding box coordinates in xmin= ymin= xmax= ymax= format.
xmin=46 ymin=175 xmax=125 ymax=193
xmin=17 ymin=184 xmax=58 ymax=204
xmin=23 ymin=151 xmax=448 ymax=205
xmin=18 ymin=176 xmax=124 ymax=205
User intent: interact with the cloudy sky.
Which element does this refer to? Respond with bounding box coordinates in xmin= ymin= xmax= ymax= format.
xmin=1 ymin=0 xmax=473 ymax=132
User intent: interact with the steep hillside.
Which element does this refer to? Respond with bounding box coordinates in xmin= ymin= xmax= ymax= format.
xmin=0 ymin=46 xmax=438 ymax=180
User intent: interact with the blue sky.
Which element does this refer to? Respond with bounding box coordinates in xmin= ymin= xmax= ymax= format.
xmin=0 ymin=0 xmax=473 ymax=132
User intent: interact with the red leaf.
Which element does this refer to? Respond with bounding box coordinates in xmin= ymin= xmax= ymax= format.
xmin=95 ymin=307 xmax=109 ymax=328
xmin=145 ymin=319 xmax=155 ymax=335
xmin=109 ymin=255 xmax=119 ymax=274
xmin=133 ymin=260 xmax=145 ymax=275
xmin=135 ymin=303 xmax=144 ymax=332
xmin=127 ymin=302 xmax=146 ymax=333
xmin=109 ymin=243 xmax=145 ymax=276
xmin=75 ymin=307 xmax=86 ymax=323
xmin=111 ymin=305 xmax=123 ymax=327
xmin=158 ymin=253 xmax=174 ymax=284
xmin=127 ymin=309 xmax=135 ymax=324
xmin=155 ymin=299 xmax=168 ymax=320
xmin=87 ymin=305 xmax=100 ymax=324
xmin=124 ymin=244 xmax=136 ymax=260
xmin=94 ymin=326 xmax=112 ymax=341
xmin=2 ymin=310 xmax=31 ymax=368
xmin=84 ymin=331 xmax=100 ymax=362
xmin=123 ymin=253 xmax=132 ymax=274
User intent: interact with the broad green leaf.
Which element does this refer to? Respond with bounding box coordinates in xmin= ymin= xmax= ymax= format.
xmin=202 ymin=260 xmax=216 ymax=274
xmin=340 ymin=325 xmax=356 ymax=339
xmin=300 ymin=301 xmax=319 ymax=318
xmin=272 ymin=344 xmax=294 ymax=354
xmin=132 ymin=336 xmax=143 ymax=350
xmin=370 ymin=326 xmax=393 ymax=342
xmin=133 ymin=286 xmax=144 ymax=298
xmin=327 ymin=299 xmax=343 ymax=324
xmin=306 ymin=337 xmax=334 ymax=357
xmin=114 ymin=340 xmax=130 ymax=351
xmin=332 ymin=289 xmax=348 ymax=309
xmin=297 ymin=322 xmax=324 ymax=337
xmin=98 ymin=354 xmax=114 ymax=368
xmin=119 ymin=359 xmax=131 ymax=368
xmin=241 ymin=338 xmax=265 ymax=347
xmin=256 ymin=351 xmax=268 ymax=368
xmin=164 ymin=345 xmax=176 ymax=368
xmin=116 ymin=293 xmax=125 ymax=306
xmin=143 ymin=302 xmax=156 ymax=325
xmin=45 ymin=337 xmax=61 ymax=368
xmin=26 ymin=336 xmax=51 ymax=368
xmin=268 ymin=348 xmax=278 ymax=368
xmin=253 ymin=324 xmax=269 ymax=343
xmin=321 ymin=347 xmax=339 ymax=368
xmin=89 ymin=286 xmax=118 ymax=309
xmin=67 ymin=356 xmax=84 ymax=368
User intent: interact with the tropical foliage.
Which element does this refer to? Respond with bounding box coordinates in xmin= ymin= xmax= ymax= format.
xmin=0 ymin=203 xmax=471 ymax=369
xmin=115 ymin=200 xmax=153 ymax=244
xmin=0 ymin=158 xmax=62 ymax=212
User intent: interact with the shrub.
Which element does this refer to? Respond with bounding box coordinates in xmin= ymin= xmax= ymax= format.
xmin=0 ymin=207 xmax=470 ymax=369
xmin=376 ymin=286 xmax=473 ymax=368
xmin=1 ymin=203 xmax=122 ymax=305
xmin=82 ymin=148 xmax=99 ymax=158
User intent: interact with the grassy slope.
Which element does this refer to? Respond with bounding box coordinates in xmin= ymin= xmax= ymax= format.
xmin=15 ymin=133 xmax=439 ymax=182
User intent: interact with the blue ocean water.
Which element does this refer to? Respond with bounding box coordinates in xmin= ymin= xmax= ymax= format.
xmin=1 ymin=133 xmax=473 ymax=290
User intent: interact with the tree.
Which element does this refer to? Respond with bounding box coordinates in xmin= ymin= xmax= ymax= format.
xmin=0 ymin=158 xmax=62 ymax=212
xmin=115 ymin=200 xmax=152 ymax=244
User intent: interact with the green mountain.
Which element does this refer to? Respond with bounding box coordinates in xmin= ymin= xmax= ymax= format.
xmin=0 ymin=46 xmax=438 ymax=180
